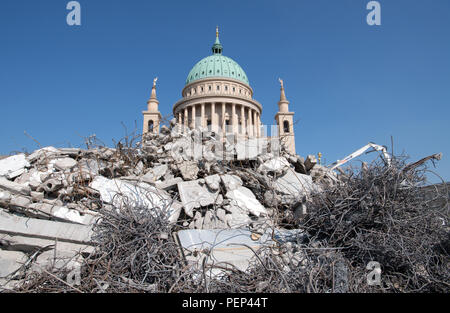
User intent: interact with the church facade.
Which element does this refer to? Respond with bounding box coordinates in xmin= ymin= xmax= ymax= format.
xmin=142 ymin=28 xmax=296 ymax=154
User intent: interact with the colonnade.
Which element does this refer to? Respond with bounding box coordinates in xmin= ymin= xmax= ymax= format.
xmin=176 ymin=102 xmax=261 ymax=137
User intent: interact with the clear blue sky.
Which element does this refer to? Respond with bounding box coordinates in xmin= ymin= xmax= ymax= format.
xmin=1 ymin=0 xmax=449 ymax=183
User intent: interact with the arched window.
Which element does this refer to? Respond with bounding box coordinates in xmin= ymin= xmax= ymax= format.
xmin=283 ymin=121 xmax=290 ymax=133
xmin=148 ymin=120 xmax=154 ymax=132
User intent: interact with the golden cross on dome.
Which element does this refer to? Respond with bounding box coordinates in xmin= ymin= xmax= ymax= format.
xmin=216 ymin=26 xmax=219 ymax=38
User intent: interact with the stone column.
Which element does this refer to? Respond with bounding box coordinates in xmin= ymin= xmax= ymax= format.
xmin=221 ymin=102 xmax=226 ymax=135
xmin=232 ymin=103 xmax=237 ymax=134
xmin=177 ymin=112 xmax=182 ymax=134
xmin=184 ymin=107 xmax=188 ymax=132
xmin=211 ymin=102 xmax=216 ymax=132
xmin=253 ymin=110 xmax=256 ymax=137
xmin=247 ymin=108 xmax=253 ymax=137
xmin=257 ymin=112 xmax=261 ymax=137
xmin=240 ymin=105 xmax=245 ymax=135
xmin=192 ymin=104 xmax=196 ymax=128
xmin=201 ymin=103 xmax=205 ymax=128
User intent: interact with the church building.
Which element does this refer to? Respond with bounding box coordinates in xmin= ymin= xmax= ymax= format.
xmin=142 ymin=28 xmax=296 ymax=154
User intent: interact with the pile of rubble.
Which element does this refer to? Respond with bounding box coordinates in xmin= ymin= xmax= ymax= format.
xmin=0 ymin=120 xmax=337 ymax=291
xmin=1 ymin=120 xmax=447 ymax=293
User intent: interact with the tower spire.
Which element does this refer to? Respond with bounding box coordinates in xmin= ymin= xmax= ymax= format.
xmin=147 ymin=77 xmax=159 ymax=112
xmin=278 ymin=78 xmax=289 ymax=112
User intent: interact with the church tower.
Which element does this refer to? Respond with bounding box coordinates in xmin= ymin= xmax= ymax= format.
xmin=142 ymin=78 xmax=162 ymax=134
xmin=275 ymin=79 xmax=296 ymax=154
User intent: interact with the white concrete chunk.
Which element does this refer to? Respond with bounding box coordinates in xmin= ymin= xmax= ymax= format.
xmin=90 ymin=176 xmax=180 ymax=223
xmin=53 ymin=157 xmax=77 ymax=171
xmin=205 ymin=174 xmax=221 ymax=191
xmin=225 ymin=186 xmax=267 ymax=217
xmin=0 ymin=154 xmax=30 ymax=179
xmin=0 ymin=177 xmax=30 ymax=196
xmin=258 ymin=156 xmax=290 ymax=173
xmin=177 ymin=180 xmax=220 ymax=217
xmin=220 ymin=174 xmax=243 ymax=192
xmin=142 ymin=164 xmax=168 ymax=183
xmin=273 ymin=170 xmax=320 ymax=197
xmin=26 ymin=147 xmax=60 ymax=163
xmin=0 ymin=234 xmax=95 ymax=254
xmin=0 ymin=250 xmax=27 ymax=278
xmin=0 ymin=210 xmax=93 ymax=244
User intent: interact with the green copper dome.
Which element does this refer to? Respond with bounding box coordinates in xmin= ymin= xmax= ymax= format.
xmin=185 ymin=30 xmax=249 ymax=86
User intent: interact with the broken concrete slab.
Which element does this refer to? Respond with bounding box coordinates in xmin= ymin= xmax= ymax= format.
xmin=0 ymin=154 xmax=30 ymax=179
xmin=220 ymin=174 xmax=243 ymax=191
xmin=202 ymin=210 xmax=213 ymax=229
xmin=78 ymin=159 xmax=103 ymax=177
xmin=177 ymin=180 xmax=221 ymax=217
xmin=224 ymin=207 xmax=252 ymax=228
xmin=175 ymin=228 xmax=299 ymax=275
xmin=0 ymin=190 xmax=12 ymax=202
xmin=142 ymin=164 xmax=168 ymax=183
xmin=90 ymin=176 xmax=180 ymax=223
xmin=154 ymin=177 xmax=183 ymax=191
xmin=0 ymin=210 xmax=93 ymax=244
xmin=205 ymin=174 xmax=220 ymax=191
xmin=0 ymin=250 xmax=28 ymax=278
xmin=0 ymin=177 xmax=31 ymax=196
xmin=26 ymin=146 xmax=61 ymax=163
xmin=225 ymin=186 xmax=267 ymax=217
xmin=0 ymin=234 xmax=95 ymax=255
xmin=177 ymin=161 xmax=199 ymax=180
xmin=170 ymin=138 xmax=193 ymax=163
xmin=31 ymin=249 xmax=82 ymax=273
xmin=53 ymin=157 xmax=77 ymax=171
xmin=9 ymin=196 xmax=32 ymax=209
xmin=14 ymin=168 xmax=44 ymax=189
xmin=27 ymin=203 xmax=98 ymax=225
xmin=258 ymin=156 xmax=290 ymax=173
xmin=273 ymin=170 xmax=320 ymax=198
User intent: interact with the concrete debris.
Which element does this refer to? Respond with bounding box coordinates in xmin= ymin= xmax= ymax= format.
xmin=26 ymin=146 xmax=61 ymax=163
xmin=273 ymin=170 xmax=320 ymax=199
xmin=0 ymin=121 xmax=340 ymax=291
xmin=258 ymin=156 xmax=290 ymax=174
xmin=177 ymin=180 xmax=221 ymax=217
xmin=90 ymin=176 xmax=180 ymax=223
xmin=304 ymin=154 xmax=317 ymax=171
xmin=53 ymin=157 xmax=77 ymax=171
xmin=204 ymin=174 xmax=221 ymax=191
xmin=220 ymin=174 xmax=243 ymax=191
xmin=0 ymin=250 xmax=27 ymax=278
xmin=0 ymin=210 xmax=93 ymax=244
xmin=155 ymin=177 xmax=183 ymax=190
xmin=0 ymin=154 xmax=30 ymax=179
xmin=142 ymin=164 xmax=168 ymax=183
xmin=0 ymin=234 xmax=94 ymax=255
xmin=225 ymin=186 xmax=267 ymax=217
xmin=0 ymin=177 xmax=31 ymax=196
xmin=177 ymin=161 xmax=199 ymax=180
xmin=175 ymin=228 xmax=305 ymax=276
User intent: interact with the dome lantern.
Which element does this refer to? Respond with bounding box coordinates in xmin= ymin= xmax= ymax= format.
xmin=211 ymin=26 xmax=223 ymax=55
